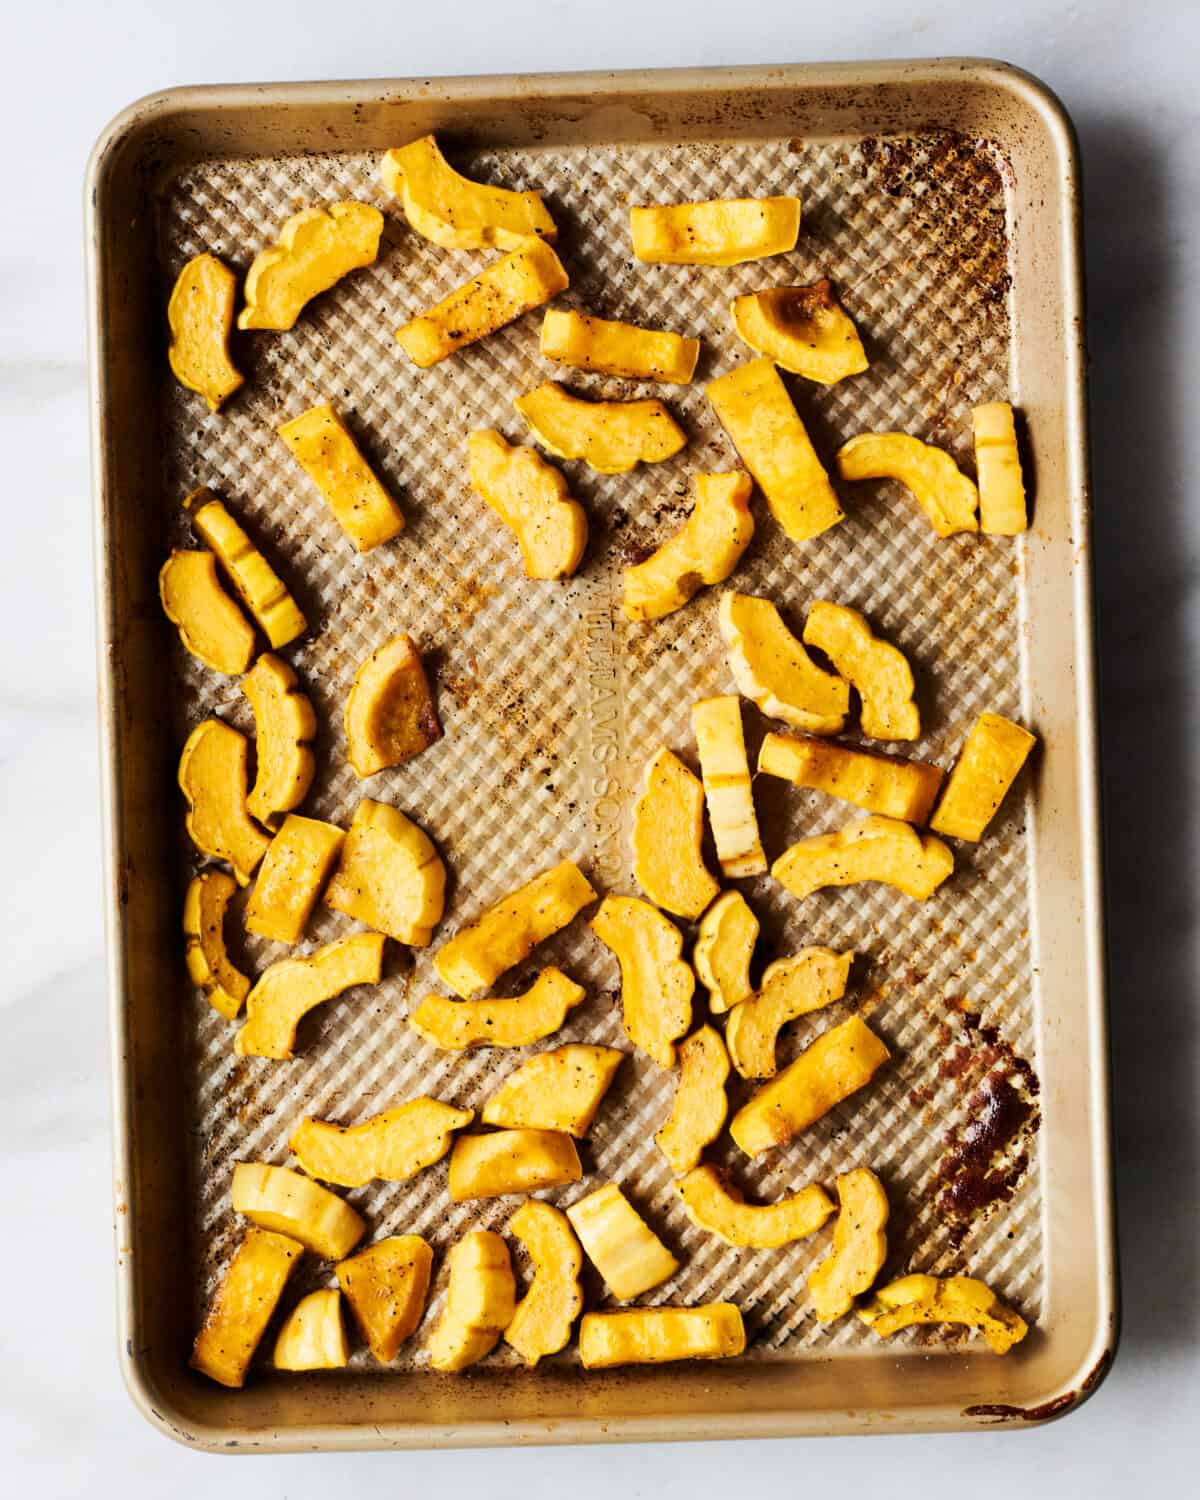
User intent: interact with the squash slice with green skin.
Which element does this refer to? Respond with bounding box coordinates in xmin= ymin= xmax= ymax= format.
xmin=336 ymin=1236 xmax=433 ymax=1362
xmin=773 ymin=815 xmax=953 ymax=902
xmin=505 ymin=1200 xmax=584 ymax=1366
xmin=631 ymin=197 xmax=800 ymax=266
xmin=807 ymin=1167 xmax=889 ymax=1321
xmin=427 ymin=1231 xmax=516 ymax=1372
xmin=655 ymin=1026 xmax=730 ymax=1175
xmin=178 ymin=719 xmax=271 ymax=884
xmin=677 ymin=1163 xmax=834 ymax=1248
xmin=191 ymin=1227 xmax=302 ymax=1388
xmin=515 ymin=380 xmax=686 ymax=475
xmin=725 ymin=947 xmax=855 ymax=1080
xmin=241 ymin=653 xmax=317 ymax=829
xmin=482 ymin=1045 xmax=624 ymax=1136
xmin=245 ymin=814 xmax=345 ymax=945
xmin=467 ymin=429 xmax=587 ymax=579
xmin=859 ymin=1273 xmax=1027 ymax=1354
xmin=580 ymin=1304 xmax=745 ymax=1368
xmin=290 ymin=1098 xmax=474 ymax=1188
xmin=719 ymin=591 xmax=848 ymax=734
xmin=730 ymin=279 xmax=868 ymax=384
xmin=691 ymin=696 xmax=765 ymax=877
xmin=409 ymin=970 xmax=586 ymax=1051
xmin=836 ymin=432 xmax=979 ymax=538
xmin=566 ymin=1183 xmax=679 ymax=1299
xmin=160 ymin=550 xmax=255 ymax=676
xmin=381 ymin=135 xmax=556 ymax=251
xmin=632 ymin=748 xmax=719 ymax=920
xmin=692 ymin=890 xmax=758 ymax=1014
xmin=623 ymin=473 xmax=754 ymax=622
xmin=344 ymin=633 xmax=441 ymax=777
xmin=273 ymin=1288 xmax=348 ymax=1370
xmin=590 ymin=896 xmax=693 ymax=1069
xmin=930 ymin=712 xmax=1037 ymax=842
xmin=185 ymin=489 xmax=306 ymax=648
xmin=239 ymin=202 xmax=383 ymax=331
xmin=448 ymin=1128 xmax=582 ymax=1202
xmin=324 ymin=798 xmax=446 ymax=945
xmin=235 ymin=931 xmax=386 ymax=1059
xmin=278 ymin=401 xmax=405 ymax=552
xmin=803 ymin=600 xmax=919 ymax=741
xmin=758 ymin=731 xmax=944 ymax=825
xmin=167 ymin=252 xmax=244 ymax=411
xmin=184 ymin=869 xmax=250 ymax=1020
xmin=231 ymin=1162 xmax=365 ymax=1260
xmin=541 ymin=307 xmax=699 ymax=384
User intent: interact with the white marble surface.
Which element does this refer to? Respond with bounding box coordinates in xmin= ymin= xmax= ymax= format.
xmin=2 ymin=0 xmax=1196 ymax=1492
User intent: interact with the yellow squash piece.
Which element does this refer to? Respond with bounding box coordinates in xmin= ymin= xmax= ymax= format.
xmin=426 ymin=1231 xmax=516 ymax=1372
xmin=859 ymin=1273 xmax=1028 ymax=1355
xmin=235 ymin=931 xmax=386 ymax=1059
xmin=482 ymin=1045 xmax=624 ymax=1135
xmin=719 ymin=591 xmax=849 ymax=734
xmin=273 ymin=1287 xmax=348 ymax=1371
xmin=655 ymin=1026 xmax=730 ymax=1175
xmin=231 ymin=1162 xmax=365 ymax=1260
xmin=566 ymin=1183 xmax=679 ymax=1299
xmin=434 ymin=860 xmax=596 ymax=998
xmin=466 ymin=429 xmax=587 ymax=579
xmin=758 ymin=731 xmax=944 ymax=825
xmin=290 ymin=1098 xmax=473 ymax=1187
xmin=807 ymin=1167 xmax=889 ymax=1321
xmin=707 ymin=359 xmax=843 ymax=542
xmin=726 ymin=947 xmax=854 ymax=1081
xmin=730 ymin=1015 xmax=890 ymax=1157
xmin=178 ymin=719 xmax=271 ymax=884
xmin=183 ymin=869 xmax=251 ymax=1020
xmin=323 ymin=797 xmax=446 ymax=945
xmin=541 ymin=307 xmax=699 ymax=384
xmin=678 ymin=1164 xmax=834 ymax=1248
xmin=730 ymin=279 xmax=868 ymax=384
xmin=836 ymin=432 xmax=979 ymax=538
xmin=448 ymin=1128 xmax=582 ymax=1202
xmin=803 ymin=600 xmax=918 ymax=741
xmin=395 ymin=239 xmax=569 ymax=368
xmin=344 ymin=633 xmax=441 ymax=777
xmin=973 ymin=401 xmax=1028 ymax=535
xmin=240 ymin=653 xmax=317 ymax=828
xmin=239 ymin=202 xmax=383 ymax=331
xmin=691 ymin=696 xmax=766 ymax=878
xmin=167 ymin=252 xmax=244 ymax=411
xmin=514 ymin=380 xmax=686 ymax=475
xmin=190 ymin=1227 xmax=302 ymax=1388
xmin=773 ymin=814 xmax=953 ymax=902
xmin=630 ymin=197 xmax=800 ymax=266
xmin=410 ymin=969 xmax=587 ymax=1051
xmin=580 ymin=1304 xmax=745 ymax=1368
xmin=381 ymin=134 xmax=556 ymax=250
xmin=278 ymin=401 xmax=405 ymax=552
xmin=632 ymin=747 xmax=720 ymax=920
xmin=930 ymin=712 xmax=1037 ymax=842
xmin=245 ymin=815 xmax=345 ymax=945
xmin=692 ymin=890 xmax=758 ymax=1013
xmin=505 ymin=1200 xmax=583 ymax=1366
xmin=159 ymin=550 xmax=255 ymax=676
xmin=336 ymin=1235 xmax=433 ymax=1362
xmin=591 ymin=896 xmax=693 ymax=1068
xmin=623 ymin=472 xmax=754 ymax=622
xmin=185 ymin=489 xmax=306 ymax=648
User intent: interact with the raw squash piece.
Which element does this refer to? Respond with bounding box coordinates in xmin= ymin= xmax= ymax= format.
xmin=758 ymin=731 xmax=944 ymax=825
xmin=434 ymin=860 xmax=596 ymax=999
xmin=505 ymin=1200 xmax=583 ymax=1365
xmin=623 ymin=472 xmax=754 ymax=622
xmin=426 ymin=1231 xmax=516 ymax=1372
xmin=395 ymin=239 xmax=569 ymax=368
xmin=655 ymin=1026 xmax=730 ymax=1175
xmin=238 ymin=202 xmax=383 ymax=331
xmin=632 ymin=748 xmax=719 ymax=919
xmin=807 ymin=1167 xmax=889 ymax=1321
xmin=630 ymin=197 xmax=800 ymax=265
xmin=730 ymin=279 xmax=868 ymax=384
xmin=973 ymin=401 xmax=1029 ymax=535
xmin=730 ymin=1016 xmax=890 ymax=1157
xmin=167 ymin=252 xmax=243 ymax=411
xmin=235 ymin=931 xmax=386 ymax=1059
xmin=693 ymin=890 xmax=758 ymax=1014
xmin=514 ymin=380 xmax=686 ymax=474
xmin=541 ymin=307 xmax=699 ymax=384
xmin=290 ymin=1098 xmax=473 ymax=1187
xmin=344 ymin=633 xmax=441 ymax=777
xmin=566 ymin=1183 xmax=679 ymax=1299
xmin=381 ymin=135 xmax=556 ymax=250
xmin=859 ymin=1273 xmax=1027 ymax=1354
xmin=725 ymin=947 xmax=854 ymax=1081
xmin=184 ymin=869 xmax=250 ymax=1020
xmin=467 ymin=429 xmax=587 ymax=579
xmin=410 ymin=969 xmax=586 ymax=1051
xmin=190 ymin=1227 xmax=302 ymax=1388
xmin=324 ymin=798 xmax=446 ymax=945
xmin=678 ymin=1164 xmax=834 ymax=1248
xmin=580 ymin=1304 xmax=745 ymax=1368
xmin=273 ymin=1288 xmax=348 ymax=1370
xmin=836 ymin=432 xmax=978 ymax=538
xmin=245 ymin=815 xmax=345 ymax=945
xmin=159 ymin=550 xmax=255 ymax=676
xmin=279 ymin=402 xmax=405 ymax=552
xmin=773 ymin=815 xmax=953 ymax=902
xmin=178 ymin=719 xmax=271 ymax=884
xmin=803 ymin=600 xmax=919 ymax=741
xmin=930 ymin=712 xmax=1037 ymax=842
xmin=707 ymin=359 xmax=842 ymax=542
xmin=691 ymin=697 xmax=766 ymax=878
xmin=241 ymin=653 xmax=317 ymax=828
xmin=185 ymin=489 xmax=306 ymax=648
xmin=336 ymin=1235 xmax=433 ymax=1361
xmin=591 ymin=896 xmax=693 ymax=1068
xmin=719 ymin=591 xmax=849 ymax=734
xmin=448 ymin=1129 xmax=582 ymax=1201
xmin=231 ymin=1162 xmax=365 ymax=1259
xmin=482 ymin=1045 xmax=624 ymax=1135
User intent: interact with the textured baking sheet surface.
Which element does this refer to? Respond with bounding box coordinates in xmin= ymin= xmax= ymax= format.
xmin=159 ymin=132 xmax=1041 ymax=1372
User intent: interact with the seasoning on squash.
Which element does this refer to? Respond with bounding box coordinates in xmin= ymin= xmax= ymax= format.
xmin=467 ymin=429 xmax=588 ymax=579
xmin=541 ymin=307 xmax=699 ymax=384
xmin=807 ymin=1168 xmax=889 ymax=1321
xmin=231 ymin=1162 xmax=365 ymax=1260
xmin=177 ymin=718 xmax=271 ymax=884
xmin=772 ymin=815 xmax=953 ymax=902
xmin=802 ymin=600 xmax=918 ymax=741
xmin=514 ymin=380 xmax=686 ymax=475
xmin=758 ymin=731 xmax=944 ymax=825
xmin=590 ymin=896 xmax=693 ymax=1069
xmin=623 ymin=473 xmax=754 ymax=622
xmin=278 ymin=402 xmax=405 ymax=552
xmin=272 ymin=1288 xmax=348 ymax=1371
xmin=447 ymin=1128 xmax=582 ymax=1202
xmin=631 ymin=747 xmax=720 ymax=920
xmin=323 ymin=797 xmax=446 ymax=946
xmin=190 ymin=1227 xmax=302 ymax=1388
xmin=655 ymin=1026 xmax=730 ymax=1175
xmin=244 ymin=814 xmax=345 ymax=945
xmin=167 ymin=252 xmax=243 ymax=411
xmin=239 ymin=202 xmax=383 ymax=331
xmin=235 ymin=931 xmax=386 ymax=1059
xmin=159 ymin=550 xmax=255 ymax=677
xmin=725 ymin=947 xmax=854 ymax=1080
xmin=185 ymin=489 xmax=306 ymax=648
xmin=381 ymin=135 xmax=556 ymax=251
xmin=344 ymin=634 xmax=441 ymax=777
xmin=630 ymin=197 xmax=800 ymax=266
xmin=290 ymin=1098 xmax=473 ymax=1187
xmin=836 ymin=431 xmax=979 ymax=537
xmin=858 ymin=1273 xmax=1027 ymax=1354
xmin=730 ymin=279 xmax=868 ymax=384
xmin=579 ymin=1304 xmax=745 ymax=1368
xmin=336 ymin=1236 xmax=433 ymax=1362
xmin=426 ymin=1231 xmax=516 ymax=1372
xmin=184 ymin=869 xmax=251 ymax=1020
xmin=692 ymin=890 xmax=759 ymax=1013
xmin=504 ymin=1201 xmax=584 ymax=1366
xmin=678 ymin=1164 xmax=834 ymax=1248
xmin=929 ymin=712 xmax=1037 ymax=842
xmin=719 ymin=591 xmax=848 ymax=735
xmin=409 ymin=969 xmax=587 ymax=1051
xmin=482 ymin=1045 xmax=624 ymax=1136
xmin=240 ymin=653 xmax=318 ymax=829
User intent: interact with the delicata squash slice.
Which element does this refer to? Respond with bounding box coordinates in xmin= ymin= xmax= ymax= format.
xmin=448 ymin=1128 xmax=582 ymax=1202
xmin=514 ymin=380 xmax=686 ymax=475
xmin=178 ymin=719 xmax=270 ymax=884
xmin=482 ymin=1044 xmax=624 ymax=1136
xmin=278 ymin=401 xmax=405 ymax=552
xmin=381 ymin=134 xmax=556 ymax=250
xmin=159 ymin=550 xmax=255 ymax=676
xmin=807 ymin=1167 xmax=889 ymax=1321
xmin=632 ymin=748 xmax=720 ymax=920
xmin=678 ymin=1164 xmax=834 ymax=1248
xmin=930 ymin=712 xmax=1037 ymax=843
xmin=973 ymin=400 xmax=1029 ymax=535
xmin=580 ymin=1304 xmax=745 ymax=1369
xmin=323 ymin=797 xmax=446 ymax=945
xmin=427 ymin=1230 xmax=516 ymax=1372
xmin=566 ymin=1183 xmax=679 ymax=1299
xmin=290 ymin=1097 xmax=473 ymax=1187
xmin=272 ymin=1288 xmax=348 ymax=1371
xmin=773 ymin=815 xmax=953 ymax=902
xmin=692 ymin=890 xmax=758 ymax=1014
xmin=541 ymin=307 xmax=700 ymax=384
xmin=235 ymin=930 xmax=385 ymax=1059
xmin=191 ymin=1227 xmax=302 ymax=1388
xmin=719 ymin=591 xmax=849 ymax=735
xmin=730 ymin=279 xmax=868 ymax=385
xmin=803 ymin=600 xmax=919 ymax=741
xmin=758 ymin=731 xmax=944 ymax=825
xmin=185 ymin=489 xmax=307 ymax=649
xmin=336 ymin=1235 xmax=433 ymax=1362
xmin=858 ymin=1273 xmax=1028 ymax=1355
xmin=467 ymin=429 xmax=588 ymax=580
xmin=655 ymin=1026 xmax=730 ymax=1176
xmin=240 ymin=653 xmax=317 ymax=828
xmin=167 ymin=252 xmax=243 ymax=411
xmin=344 ymin=633 xmax=441 ymax=777
xmin=238 ymin=202 xmax=383 ymax=331
xmin=505 ymin=1200 xmax=584 ymax=1366
xmin=245 ymin=814 xmax=345 ymax=945
xmin=623 ymin=472 xmax=754 ymax=622
xmin=725 ymin=947 xmax=854 ymax=1081
xmin=591 ymin=896 xmax=693 ymax=1068
xmin=231 ymin=1162 xmax=365 ymax=1260
xmin=410 ymin=969 xmax=586 ymax=1051
xmin=630 ymin=196 xmax=800 ymax=266
xmin=691 ymin=697 xmax=766 ymax=878
xmin=836 ymin=432 xmax=979 ymax=538
xmin=184 ymin=870 xmax=250 ymax=1020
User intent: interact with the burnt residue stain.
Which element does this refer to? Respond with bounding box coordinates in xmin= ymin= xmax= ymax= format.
xmin=963 ymin=1349 xmax=1114 ymax=1424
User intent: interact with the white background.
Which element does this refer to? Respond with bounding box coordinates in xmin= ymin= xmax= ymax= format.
xmin=1 ymin=0 xmax=1195 ymax=1494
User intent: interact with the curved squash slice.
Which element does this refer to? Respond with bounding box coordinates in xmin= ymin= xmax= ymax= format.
xmin=467 ymin=429 xmax=587 ymax=579
xmin=167 ymin=252 xmax=243 ymax=411
xmin=632 ymin=747 xmax=719 ymax=919
xmin=231 ymin=1162 xmax=365 ymax=1260
xmin=541 ymin=307 xmax=699 ymax=384
xmin=973 ymin=401 xmax=1028 ymax=535
xmin=836 ymin=432 xmax=979 ymax=538
xmin=178 ymin=719 xmax=270 ymax=884
xmin=482 ymin=1044 xmax=624 ymax=1136
xmin=324 ymin=798 xmax=446 ymax=945
xmin=290 ymin=1098 xmax=473 ymax=1187
xmin=630 ymin=197 xmax=800 ymax=266
xmin=678 ymin=1163 xmax=834 ymax=1247
xmin=773 ymin=815 xmax=953 ymax=901
xmin=273 ymin=1287 xmax=348 ymax=1370
xmin=691 ymin=695 xmax=765 ymax=876
xmin=235 ymin=931 xmax=386 ymax=1059
xmin=730 ymin=280 xmax=867 ymax=384
xmin=278 ymin=402 xmax=405 ymax=552
xmin=241 ymin=653 xmax=317 ymax=829
xmin=719 ymin=591 xmax=848 ymax=734
xmin=655 ymin=1026 xmax=730 ymax=1175
xmin=759 ymin=731 xmax=944 ymax=825
xmin=623 ymin=472 xmax=754 ymax=622
xmin=566 ymin=1182 xmax=679 ymax=1299
xmin=159 ymin=550 xmax=255 ymax=676
xmin=930 ymin=712 xmax=1037 ymax=842
xmin=191 ymin=1227 xmax=302 ymax=1388
xmin=344 ymin=633 xmax=441 ymax=777
xmin=859 ymin=1273 xmax=1028 ymax=1355
xmin=591 ymin=896 xmax=693 ymax=1068
xmin=238 ymin=202 xmax=383 ymax=331
xmin=381 ymin=135 xmax=556 ymax=250
xmin=245 ymin=814 xmax=345 ymax=945
xmin=580 ymin=1304 xmax=745 ymax=1368
xmin=411 ymin=970 xmax=586 ymax=1051
xmin=336 ymin=1235 xmax=433 ymax=1362
xmin=692 ymin=890 xmax=758 ymax=1014
xmin=725 ymin=947 xmax=854 ymax=1080
xmin=184 ymin=869 xmax=250 ymax=1020
xmin=426 ymin=1230 xmax=516 ymax=1372
xmin=448 ymin=1128 xmax=582 ymax=1202
xmin=505 ymin=1200 xmax=583 ymax=1366
xmin=807 ymin=1167 xmax=889 ymax=1321
xmin=803 ymin=600 xmax=918 ymax=741
xmin=185 ymin=489 xmax=306 ymax=648
xmin=514 ymin=380 xmax=686 ymax=475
